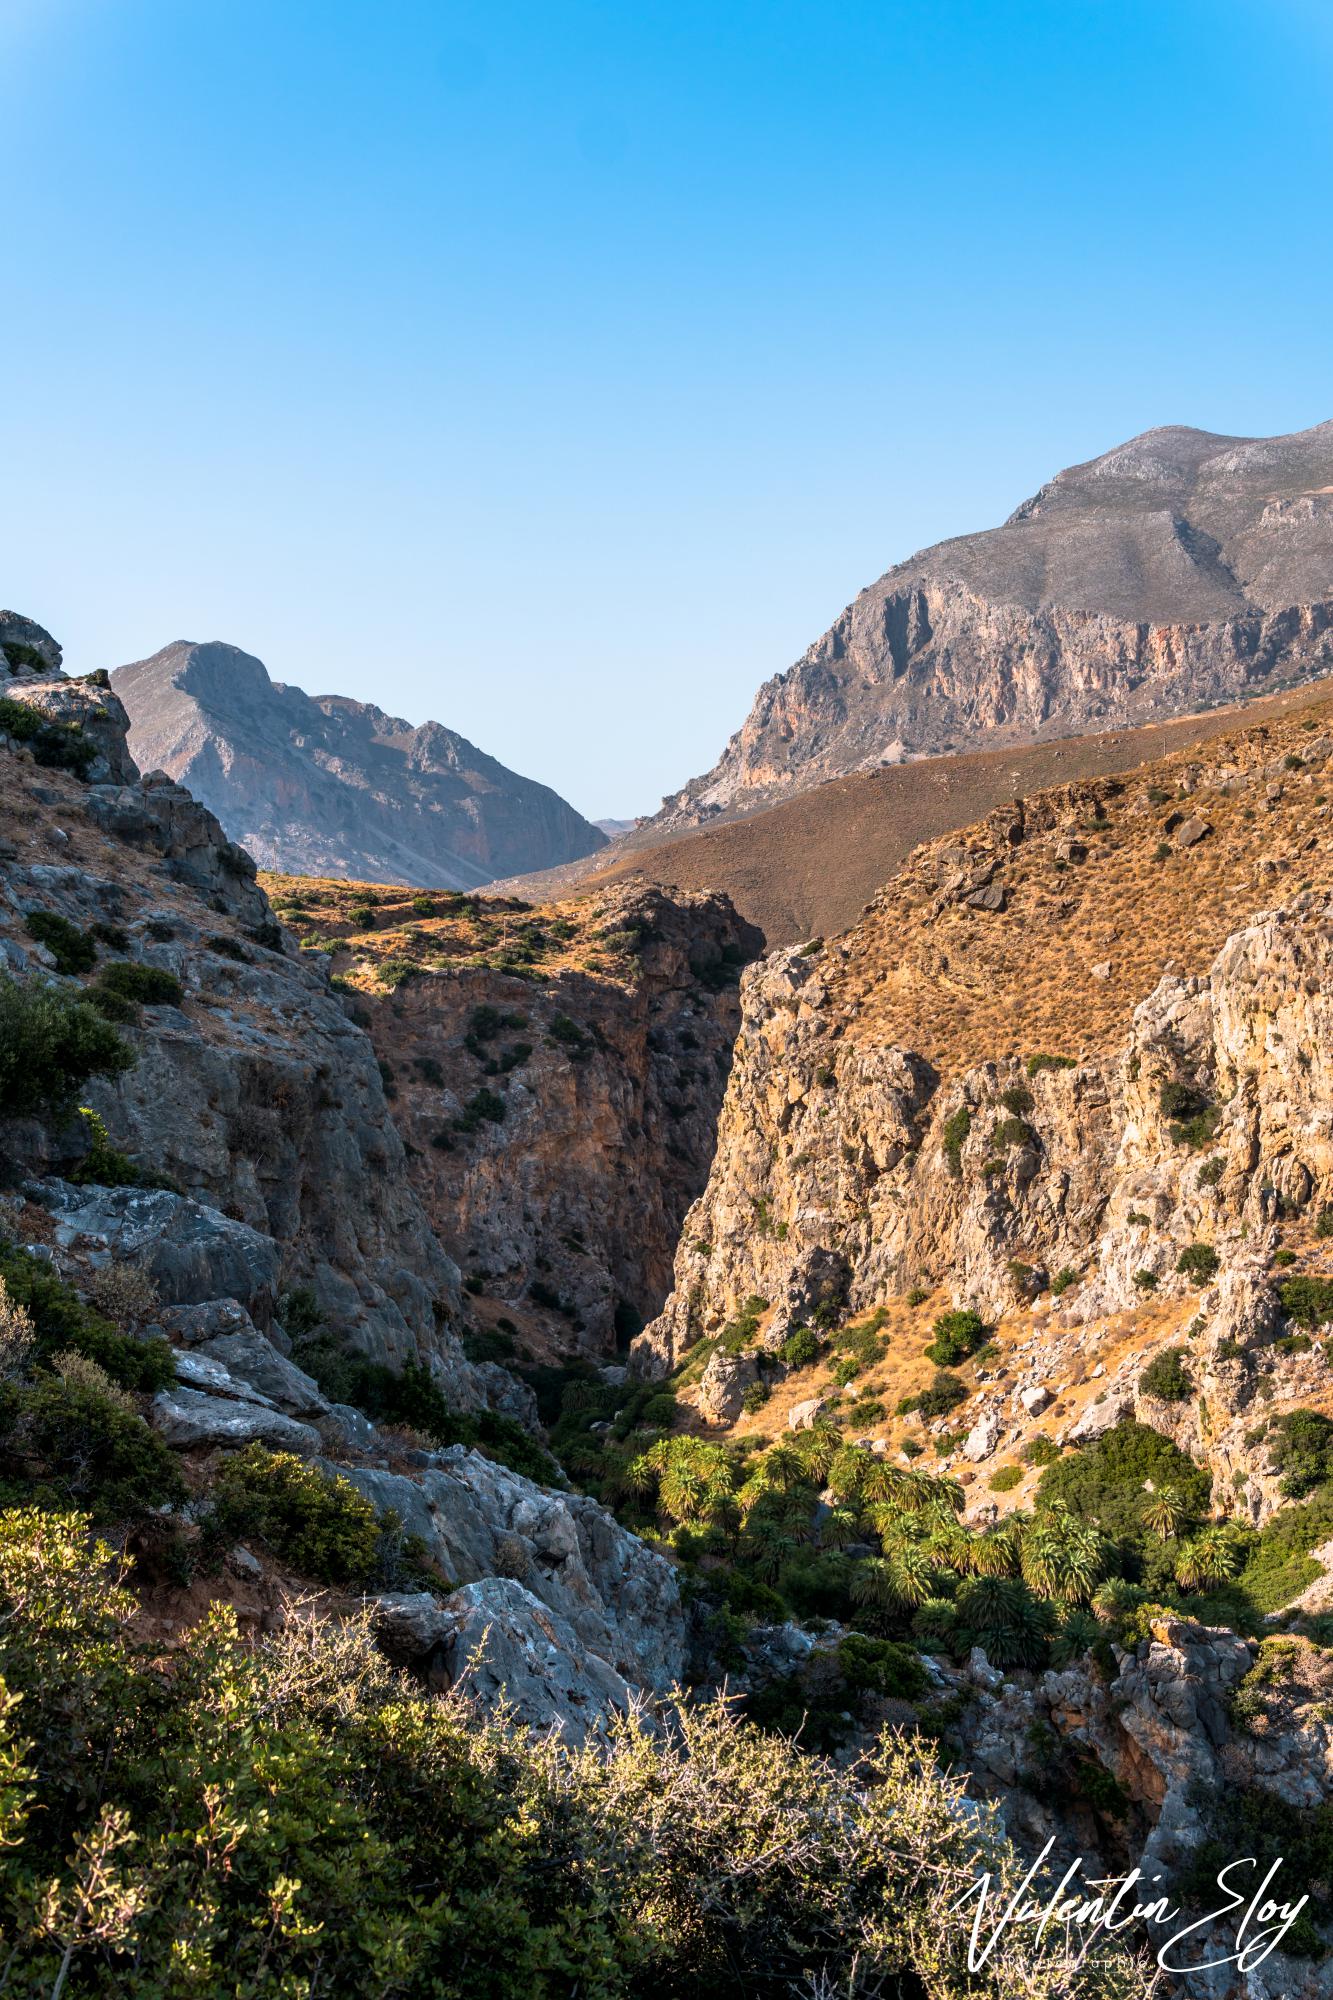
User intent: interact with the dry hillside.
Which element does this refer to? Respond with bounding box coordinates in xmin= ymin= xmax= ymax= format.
xmin=499 ymin=679 xmax=1332 ymax=944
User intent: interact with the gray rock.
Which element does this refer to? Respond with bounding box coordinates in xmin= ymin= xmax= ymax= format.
xmin=39 ymin=1184 xmax=281 ymax=1317
xmin=324 ymin=1402 xmax=378 ymax=1453
xmin=370 ymin=1590 xmax=453 ymax=1657
xmin=171 ymin=1350 xmax=276 ymax=1406
xmin=328 ymin=1449 xmax=686 ymax=1694
xmin=963 ymin=1407 xmax=1002 ymax=1461
xmin=195 ymin=1332 xmax=329 ymax=1417
xmin=788 ymin=1396 xmax=828 ymax=1430
xmin=432 ymin=1577 xmax=640 ymax=1745
xmin=151 ymin=1384 xmax=322 ymax=1454
xmin=1176 ymin=815 xmax=1213 ymax=849
xmin=158 ymin=1299 xmax=259 ymax=1346
xmin=698 ymin=1347 xmax=760 ymax=1424
xmin=966 ymin=881 xmax=1007 ymax=913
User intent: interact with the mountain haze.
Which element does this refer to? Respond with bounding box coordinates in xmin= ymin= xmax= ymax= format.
xmin=114 ymin=639 xmax=607 ymax=888
xmin=654 ymin=418 xmax=1333 ymax=827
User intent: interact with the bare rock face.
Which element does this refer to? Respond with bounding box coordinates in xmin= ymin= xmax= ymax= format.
xmin=653 ymin=420 xmax=1333 ymax=829
xmin=363 ymin=883 xmax=761 ymax=1353
xmin=0 ymin=630 xmax=492 ymax=1400
xmin=1 ymin=611 xmax=62 ymax=677
xmin=112 ymin=639 xmax=608 ymax=889
xmin=633 ymin=891 xmax=1333 ymax=1396
xmin=949 ymin=1620 xmax=1333 ymax=2000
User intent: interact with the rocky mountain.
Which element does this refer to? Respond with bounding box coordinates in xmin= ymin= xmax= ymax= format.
xmin=112 ymin=638 xmax=608 ymax=889
xmin=11 ymin=605 xmax=1333 ymax=1996
xmin=654 ymin=419 xmax=1333 ymax=828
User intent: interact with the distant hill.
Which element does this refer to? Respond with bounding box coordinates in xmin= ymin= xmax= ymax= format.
xmin=495 ymin=678 xmax=1333 ymax=945
xmin=113 ymin=640 xmax=607 ymax=889
xmin=652 ymin=419 xmax=1333 ymax=830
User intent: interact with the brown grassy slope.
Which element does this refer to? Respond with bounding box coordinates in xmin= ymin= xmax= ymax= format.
xmin=258 ymin=874 xmax=641 ymax=990
xmin=495 ymin=681 xmax=1333 ymax=945
xmin=825 ymin=684 xmax=1333 ymax=1078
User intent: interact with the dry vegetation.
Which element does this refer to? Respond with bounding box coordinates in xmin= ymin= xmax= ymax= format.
xmin=260 ymin=873 xmax=644 ymax=991
xmin=826 ymin=684 xmax=1333 ymax=1077
xmin=498 ymin=679 xmax=1331 ymax=944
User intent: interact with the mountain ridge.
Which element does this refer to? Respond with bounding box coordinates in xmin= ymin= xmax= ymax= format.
xmin=650 ymin=418 xmax=1333 ymax=830
xmin=113 ymin=637 xmax=607 ymax=889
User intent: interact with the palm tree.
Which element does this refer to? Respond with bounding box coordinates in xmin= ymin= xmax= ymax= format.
xmin=820 ymin=1505 xmax=860 ymax=1551
xmin=745 ymin=1521 xmax=797 ymax=1582
xmin=826 ymin=1444 xmax=871 ymax=1506
xmin=760 ymin=1441 xmax=807 ymax=1492
xmin=1141 ymin=1484 xmax=1188 ymax=1542
xmin=968 ymin=1526 xmax=1020 ymax=1578
xmin=1174 ymin=1526 xmax=1239 ymax=1593
xmin=795 ymin=1420 xmax=842 ymax=1485
xmin=1021 ymin=1505 xmax=1103 ymax=1604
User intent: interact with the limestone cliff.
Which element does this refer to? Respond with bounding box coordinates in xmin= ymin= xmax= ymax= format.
xmin=654 ymin=420 xmax=1333 ymax=828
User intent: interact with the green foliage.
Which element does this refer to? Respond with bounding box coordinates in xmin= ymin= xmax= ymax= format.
xmin=916 ymin=1372 xmax=967 ymax=1420
xmin=1175 ymin=1778 xmax=1333 ymax=1948
xmin=992 ymin=1116 xmax=1035 ymax=1151
xmin=1279 ymin=1274 xmax=1333 ymax=1328
xmin=1021 ymin=1433 xmax=1061 ymax=1468
xmin=96 ymin=960 xmax=185 ymax=1008
xmin=1 ymin=1369 xmax=184 ymax=1516
xmin=1175 ymin=1243 xmax=1219 ymax=1285
xmin=989 ymin=1465 xmax=1022 ymax=1493
xmin=1050 ymin=1267 xmax=1079 ymax=1297
xmin=377 ymin=955 xmax=419 ymax=989
xmin=924 ymin=1308 xmax=988 ymax=1367
xmin=209 ymin=1446 xmax=381 ymax=1584
xmin=941 ymin=1106 xmax=971 ymax=1176
xmin=1037 ymin=1420 xmax=1210 ymax=1545
xmin=23 ymin=910 xmax=96 ymax=976
xmin=778 ymin=1325 xmax=820 ymax=1369
xmin=0 ymin=975 xmax=136 ymax=1119
xmin=1237 ymin=1487 xmax=1333 ymax=1612
xmin=835 ymin=1632 xmax=927 ymax=1699
xmin=1025 ymin=1053 xmax=1075 ymax=1076
xmin=456 ymin=1087 xmax=507 ymax=1131
xmin=547 ymin=1011 xmax=594 ymax=1060
xmin=0 ymin=1242 xmax=174 ymax=1393
xmin=1269 ymin=1410 xmax=1333 ymax=1500
xmin=1139 ymin=1347 xmax=1194 ymax=1403
xmin=0 ymin=697 xmax=97 ymax=774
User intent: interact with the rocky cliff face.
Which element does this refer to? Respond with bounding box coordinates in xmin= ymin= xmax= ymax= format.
xmin=359 ymin=883 xmax=761 ymax=1355
xmin=113 ymin=639 xmax=607 ymax=888
xmin=0 ymin=621 xmax=481 ymax=1394
xmin=655 ymin=420 xmax=1333 ymax=828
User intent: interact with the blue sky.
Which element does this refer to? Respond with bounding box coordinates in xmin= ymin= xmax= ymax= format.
xmin=2 ymin=0 xmax=1331 ymax=819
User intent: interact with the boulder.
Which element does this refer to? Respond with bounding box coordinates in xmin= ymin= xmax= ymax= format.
xmin=151 ymin=1384 xmax=322 ymax=1454
xmin=171 ymin=1350 xmax=275 ymax=1406
xmin=329 ymin=1448 xmax=686 ymax=1694
xmin=963 ymin=1407 xmax=1002 ymax=1461
xmin=39 ymin=1184 xmax=281 ymax=1319
xmin=788 ymin=1396 xmax=828 ymax=1431
xmin=432 ymin=1577 xmax=640 ymax=1746
xmin=698 ymin=1348 xmax=760 ymax=1424
xmin=1019 ymin=1383 xmax=1052 ymax=1417
xmin=194 ymin=1331 xmax=329 ymax=1418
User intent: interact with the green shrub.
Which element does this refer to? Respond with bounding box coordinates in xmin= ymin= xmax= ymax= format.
xmin=1021 ymin=1434 xmax=1060 ymax=1468
xmin=1050 ymin=1267 xmax=1079 ymax=1297
xmin=989 ymin=1465 xmax=1022 ymax=1492
xmin=96 ymin=960 xmax=185 ymax=1008
xmin=0 ymin=975 xmax=136 ymax=1118
xmin=1037 ymin=1420 xmax=1210 ymax=1544
xmin=1315 ymin=1209 xmax=1333 ymax=1241
xmin=924 ymin=1309 xmax=988 ymax=1367
xmin=0 ymin=1241 xmax=174 ymax=1392
xmin=941 ymin=1107 xmax=971 ymax=1176
xmin=209 ymin=1445 xmax=381 ymax=1584
xmin=836 ymin=1632 xmax=927 ymax=1700
xmin=1132 ymin=1269 xmax=1158 ymax=1291
xmin=1139 ymin=1348 xmax=1193 ymax=1402
xmin=1268 ymin=1409 xmax=1333 ymax=1500
xmin=456 ymin=1088 xmax=507 ymax=1131
xmin=1025 ymin=1053 xmax=1075 ymax=1076
xmin=1176 ymin=1244 xmax=1219 ymax=1286
xmin=1279 ymin=1274 xmax=1333 ymax=1328
xmin=779 ymin=1326 xmax=820 ymax=1369
xmin=5 ymin=1372 xmax=184 ymax=1515
xmin=23 ymin=910 xmax=96 ymax=975
xmin=916 ymin=1371 xmax=967 ymax=1420
xmin=992 ymin=1116 xmax=1035 ymax=1150
xmin=0 ymin=696 xmax=97 ymax=774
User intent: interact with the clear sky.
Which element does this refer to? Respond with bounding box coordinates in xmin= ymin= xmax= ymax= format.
xmin=2 ymin=0 xmax=1331 ymax=820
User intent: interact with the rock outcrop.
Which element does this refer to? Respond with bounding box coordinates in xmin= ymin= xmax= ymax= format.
xmin=112 ymin=639 xmax=607 ymax=889
xmin=0 ymin=617 xmax=483 ymax=1397
xmin=361 ymin=883 xmax=761 ymax=1353
xmin=654 ymin=420 xmax=1333 ymax=828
